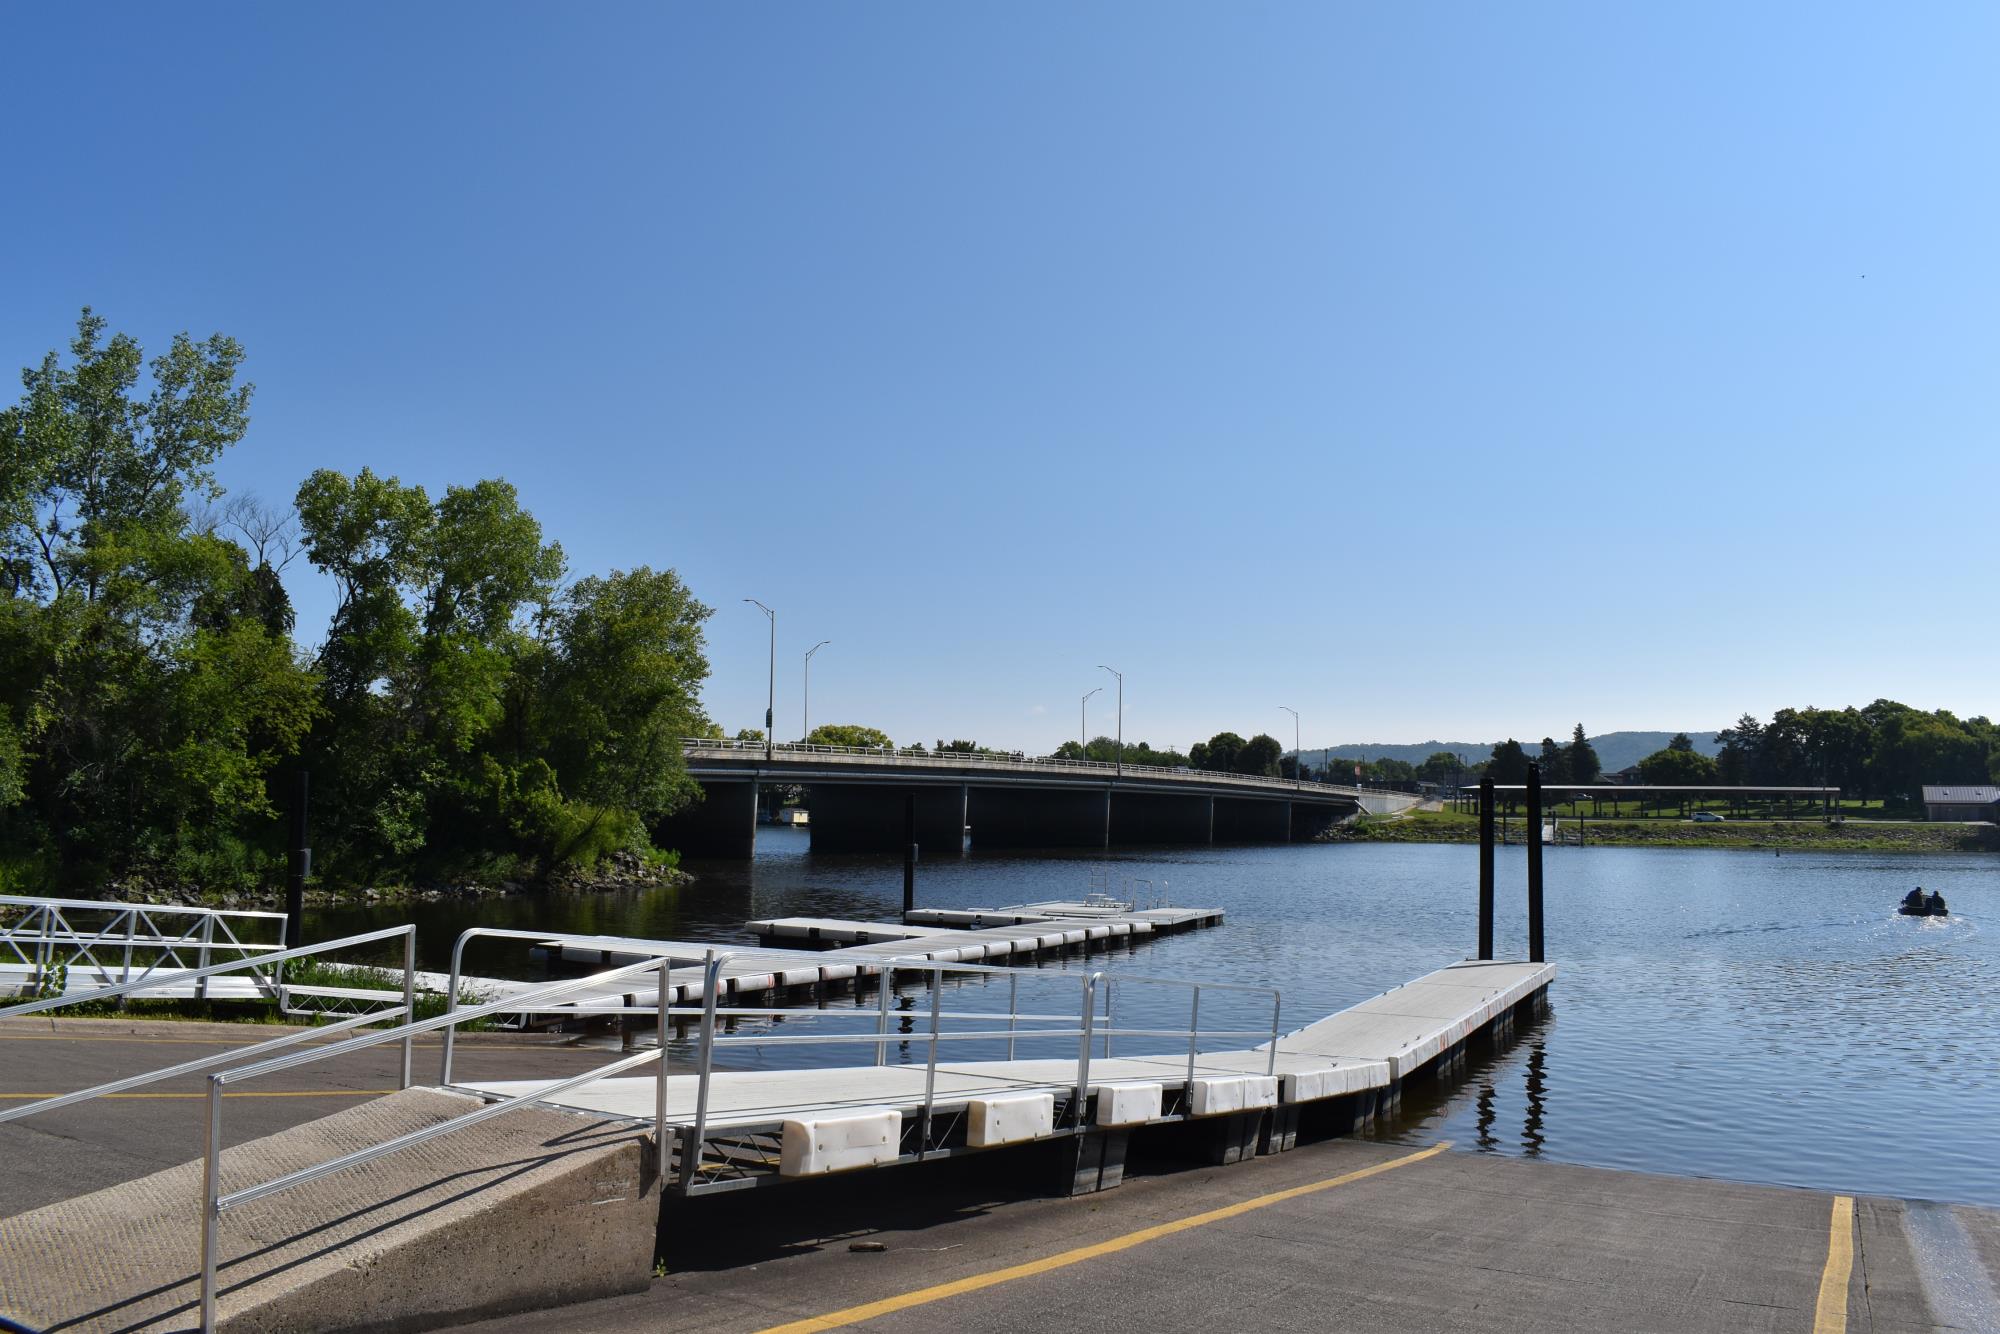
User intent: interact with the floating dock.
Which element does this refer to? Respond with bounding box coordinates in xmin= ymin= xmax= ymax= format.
xmin=469 ymin=957 xmax=1553 ymax=1189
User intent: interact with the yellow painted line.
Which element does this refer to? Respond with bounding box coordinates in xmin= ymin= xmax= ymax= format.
xmin=1813 ymin=1195 xmax=1855 ymax=1333
xmin=0 ymin=1089 xmax=398 ymax=1100
xmin=750 ymin=1141 xmax=1452 ymax=1334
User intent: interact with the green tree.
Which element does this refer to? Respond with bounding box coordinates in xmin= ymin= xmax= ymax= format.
xmin=1192 ymin=731 xmax=1246 ymax=773
xmin=1237 ymin=733 xmax=1283 ymax=777
xmin=1567 ymin=725 xmax=1600 ymax=783
xmin=1638 ymin=746 xmax=1718 ymax=785
xmin=806 ymin=723 xmax=893 ymax=749
xmin=0 ymin=311 xmax=318 ymax=887
xmin=1415 ymin=751 xmax=1466 ymax=785
xmin=1488 ymin=739 xmax=1530 ymax=784
xmin=1537 ymin=737 xmax=1571 ymax=784
xmin=1667 ymin=732 xmax=1695 ymax=752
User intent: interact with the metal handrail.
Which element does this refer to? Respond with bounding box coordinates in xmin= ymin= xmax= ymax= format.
xmin=196 ymin=949 xmax=682 ymax=1332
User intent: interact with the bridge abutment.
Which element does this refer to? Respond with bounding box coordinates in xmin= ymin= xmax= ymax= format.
xmin=656 ymin=781 xmax=758 ymax=859
xmin=808 ymin=785 xmax=966 ymax=855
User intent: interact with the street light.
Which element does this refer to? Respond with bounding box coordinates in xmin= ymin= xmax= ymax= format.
xmin=1096 ymin=665 xmax=1123 ymax=776
xmin=1280 ymin=708 xmax=1304 ymax=788
xmin=743 ymin=598 xmax=774 ymax=760
xmin=803 ymin=640 xmax=830 ymax=743
xmin=1080 ymin=687 xmax=1101 ymax=756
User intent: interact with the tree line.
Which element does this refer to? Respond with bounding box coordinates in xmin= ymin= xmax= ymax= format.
xmin=1 ymin=311 xmax=714 ymax=894
xmin=1635 ymin=704 xmax=1997 ymax=800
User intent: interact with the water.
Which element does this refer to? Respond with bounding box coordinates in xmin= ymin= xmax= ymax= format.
xmin=308 ymin=829 xmax=1999 ymax=1204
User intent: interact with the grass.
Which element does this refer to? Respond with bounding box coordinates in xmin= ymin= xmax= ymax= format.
xmin=17 ymin=953 xmax=486 ymax=1027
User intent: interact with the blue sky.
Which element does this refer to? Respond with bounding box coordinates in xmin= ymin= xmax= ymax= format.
xmin=7 ymin=4 xmax=1996 ymax=753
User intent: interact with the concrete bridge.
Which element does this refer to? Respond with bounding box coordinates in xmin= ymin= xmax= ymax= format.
xmin=658 ymin=739 xmax=1408 ymax=858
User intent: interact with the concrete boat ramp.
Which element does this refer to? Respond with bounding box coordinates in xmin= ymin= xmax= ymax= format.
xmin=0 ymin=947 xmax=1550 ymax=1333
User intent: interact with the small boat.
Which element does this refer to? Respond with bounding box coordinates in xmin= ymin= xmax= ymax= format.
xmin=1898 ymin=894 xmax=1948 ymax=917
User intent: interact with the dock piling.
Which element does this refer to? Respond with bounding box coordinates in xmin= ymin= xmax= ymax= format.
xmin=903 ymin=791 xmax=917 ymax=915
xmin=1477 ymin=777 xmax=1495 ymax=959
xmin=1526 ymin=765 xmax=1545 ymax=964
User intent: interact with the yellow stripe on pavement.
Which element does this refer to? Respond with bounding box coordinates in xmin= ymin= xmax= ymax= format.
xmin=750 ymin=1140 xmax=1452 ymax=1334
xmin=1814 ymin=1195 xmax=1855 ymax=1333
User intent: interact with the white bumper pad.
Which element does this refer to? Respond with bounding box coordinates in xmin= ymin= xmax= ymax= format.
xmin=1188 ymin=1074 xmax=1279 ymax=1117
xmin=1092 ymin=1082 xmax=1164 ymax=1126
xmin=966 ymin=1092 xmax=1056 ymax=1147
xmin=780 ymin=1107 xmax=902 ymax=1176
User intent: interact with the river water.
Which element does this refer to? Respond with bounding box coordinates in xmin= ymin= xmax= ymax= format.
xmin=309 ymin=828 xmax=1998 ymax=1205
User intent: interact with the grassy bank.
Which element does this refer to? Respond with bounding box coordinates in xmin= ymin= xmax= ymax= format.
xmin=1338 ymin=808 xmax=2000 ymax=853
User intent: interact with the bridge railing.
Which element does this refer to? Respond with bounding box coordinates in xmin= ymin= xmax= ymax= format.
xmin=680 ymin=737 xmax=1370 ymax=798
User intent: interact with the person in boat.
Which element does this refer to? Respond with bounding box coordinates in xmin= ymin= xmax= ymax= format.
xmin=1927 ymin=890 xmax=1947 ymax=916
xmin=1903 ymin=888 xmax=1927 ymax=911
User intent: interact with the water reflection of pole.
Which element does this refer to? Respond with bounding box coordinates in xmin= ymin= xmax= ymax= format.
xmin=1522 ymin=1040 xmax=1547 ymax=1157
xmin=1475 ymin=1081 xmax=1497 ymax=1151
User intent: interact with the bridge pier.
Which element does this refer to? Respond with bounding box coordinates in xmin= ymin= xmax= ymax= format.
xmin=1212 ymin=796 xmax=1292 ymax=843
xmin=809 ymin=785 xmax=966 ymax=855
xmin=1109 ymin=791 xmax=1214 ymax=845
xmin=655 ymin=780 xmax=758 ymax=859
xmin=967 ymin=786 xmax=1111 ymax=849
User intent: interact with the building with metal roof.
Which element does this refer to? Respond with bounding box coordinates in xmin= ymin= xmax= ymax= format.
xmin=1922 ymin=785 xmax=2000 ymax=821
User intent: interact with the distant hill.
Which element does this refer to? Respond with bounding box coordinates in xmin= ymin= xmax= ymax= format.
xmin=1300 ymin=730 xmax=1723 ymax=775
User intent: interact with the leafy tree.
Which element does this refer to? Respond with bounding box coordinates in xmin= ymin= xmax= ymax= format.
xmin=1538 ymin=737 xmax=1571 ymax=784
xmin=806 ymin=723 xmax=892 ymax=749
xmin=1237 ymin=733 xmax=1283 ymax=777
xmin=1415 ymin=751 xmax=1467 ymax=785
xmin=1191 ymin=731 xmax=1246 ymax=773
xmin=1487 ymin=739 xmax=1530 ymax=783
xmin=1638 ymin=746 xmax=1718 ymax=785
xmin=1667 ymin=732 xmax=1695 ymax=752
xmin=1567 ymin=725 xmax=1600 ymax=783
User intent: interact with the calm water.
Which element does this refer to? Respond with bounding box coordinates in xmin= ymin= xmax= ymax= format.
xmin=310 ymin=829 xmax=1999 ymax=1204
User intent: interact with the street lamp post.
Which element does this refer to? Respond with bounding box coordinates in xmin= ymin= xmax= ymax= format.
xmin=1096 ymin=665 xmax=1123 ymax=776
xmin=803 ymin=640 xmax=830 ymax=743
xmin=1286 ymin=709 xmax=1305 ymax=787
xmin=743 ymin=599 xmax=775 ymax=760
xmin=1080 ymin=687 xmax=1101 ymax=756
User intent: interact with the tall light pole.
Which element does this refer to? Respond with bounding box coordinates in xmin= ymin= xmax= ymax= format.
xmin=743 ymin=598 xmax=774 ymax=760
xmin=1080 ymin=686 xmax=1101 ymax=756
xmin=1279 ymin=706 xmax=1300 ymax=789
xmin=803 ymin=640 xmax=830 ymax=743
xmin=1097 ymin=665 xmax=1123 ymax=776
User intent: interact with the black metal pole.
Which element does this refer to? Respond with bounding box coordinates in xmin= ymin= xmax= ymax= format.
xmin=1526 ymin=764 xmax=1545 ymax=964
xmin=903 ymin=790 xmax=917 ymax=917
xmin=285 ymin=769 xmax=310 ymax=949
xmin=1478 ymin=776 xmax=1495 ymax=959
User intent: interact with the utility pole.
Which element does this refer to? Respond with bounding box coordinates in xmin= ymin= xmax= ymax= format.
xmin=1096 ymin=665 xmax=1123 ymax=776
xmin=803 ymin=640 xmax=829 ymax=742
xmin=1280 ymin=706 xmax=1300 ymax=789
xmin=744 ymin=599 xmax=774 ymax=759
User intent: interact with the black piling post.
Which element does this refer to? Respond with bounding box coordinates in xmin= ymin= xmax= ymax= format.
xmin=903 ymin=790 xmax=918 ymax=917
xmin=1525 ymin=764 xmax=1545 ymax=964
xmin=1478 ymin=776 xmax=1495 ymax=960
xmin=285 ymin=769 xmax=310 ymax=949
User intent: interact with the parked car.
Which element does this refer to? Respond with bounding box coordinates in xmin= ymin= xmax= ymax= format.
xmin=1690 ymin=811 xmax=1725 ymax=823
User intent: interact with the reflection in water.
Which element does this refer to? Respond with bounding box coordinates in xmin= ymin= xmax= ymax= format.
xmin=1521 ymin=1040 xmax=1547 ymax=1158
xmin=306 ymin=830 xmax=2000 ymax=1204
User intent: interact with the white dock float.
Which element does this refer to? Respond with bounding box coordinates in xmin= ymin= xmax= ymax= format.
xmin=463 ymin=959 xmax=1554 ymax=1173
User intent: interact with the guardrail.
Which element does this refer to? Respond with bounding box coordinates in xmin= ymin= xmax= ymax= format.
xmin=0 ymin=895 xmax=289 ymax=1003
xmin=681 ymin=737 xmax=1374 ymax=798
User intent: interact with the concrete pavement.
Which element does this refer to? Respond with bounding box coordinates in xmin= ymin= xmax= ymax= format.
xmin=461 ymin=1134 xmax=1993 ymax=1334
xmin=0 ymin=1015 xmax=624 ymax=1217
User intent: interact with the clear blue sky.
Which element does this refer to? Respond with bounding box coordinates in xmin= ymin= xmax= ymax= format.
xmin=7 ymin=4 xmax=1996 ymax=753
